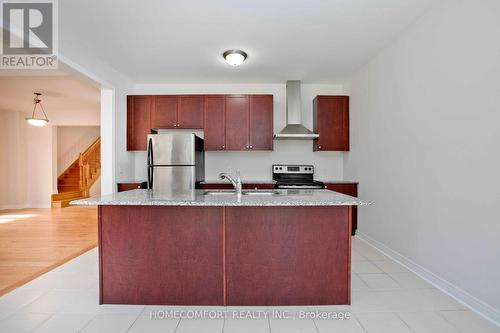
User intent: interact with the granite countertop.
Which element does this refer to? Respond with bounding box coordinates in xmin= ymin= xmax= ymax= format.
xmin=117 ymin=180 xmax=146 ymax=184
xmin=320 ymin=180 xmax=359 ymax=184
xmin=200 ymin=180 xmax=276 ymax=184
xmin=72 ymin=189 xmax=368 ymax=207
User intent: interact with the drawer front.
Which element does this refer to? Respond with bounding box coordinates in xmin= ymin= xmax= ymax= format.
xmin=117 ymin=183 xmax=141 ymax=192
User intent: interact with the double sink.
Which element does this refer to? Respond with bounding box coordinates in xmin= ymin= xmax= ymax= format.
xmin=203 ymin=189 xmax=284 ymax=196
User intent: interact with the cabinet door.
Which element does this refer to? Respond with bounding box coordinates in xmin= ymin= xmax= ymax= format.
xmin=204 ymin=96 xmax=226 ymax=151
xmin=127 ymin=95 xmax=151 ymax=151
xmin=178 ymin=95 xmax=204 ymax=129
xmin=152 ymin=95 xmax=178 ymax=129
xmin=249 ymin=95 xmax=273 ymax=150
xmin=225 ymin=95 xmax=250 ymax=150
xmin=313 ymin=96 xmax=349 ymax=151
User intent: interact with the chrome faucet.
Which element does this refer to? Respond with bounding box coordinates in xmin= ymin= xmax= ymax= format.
xmin=219 ymin=171 xmax=242 ymax=197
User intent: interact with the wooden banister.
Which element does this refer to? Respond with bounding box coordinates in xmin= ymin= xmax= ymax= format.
xmin=78 ymin=137 xmax=100 ymax=197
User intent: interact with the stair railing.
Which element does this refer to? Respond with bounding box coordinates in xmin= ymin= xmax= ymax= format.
xmin=78 ymin=137 xmax=101 ymax=197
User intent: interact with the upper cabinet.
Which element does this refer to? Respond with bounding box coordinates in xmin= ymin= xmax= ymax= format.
xmin=223 ymin=95 xmax=273 ymax=151
xmin=127 ymin=94 xmax=274 ymax=151
xmin=249 ymin=95 xmax=273 ymax=150
xmin=152 ymin=95 xmax=177 ymax=128
xmin=151 ymin=95 xmax=203 ymax=129
xmin=178 ymin=96 xmax=204 ymax=129
xmin=127 ymin=95 xmax=152 ymax=151
xmin=313 ymin=96 xmax=349 ymax=151
xmin=225 ymin=95 xmax=250 ymax=150
xmin=204 ymin=95 xmax=226 ymax=151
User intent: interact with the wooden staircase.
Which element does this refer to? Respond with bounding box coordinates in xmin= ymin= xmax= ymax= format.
xmin=52 ymin=137 xmax=101 ymax=208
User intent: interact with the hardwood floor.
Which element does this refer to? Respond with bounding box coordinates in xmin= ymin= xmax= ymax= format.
xmin=0 ymin=206 xmax=97 ymax=296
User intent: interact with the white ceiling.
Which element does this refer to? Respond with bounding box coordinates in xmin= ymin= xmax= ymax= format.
xmin=0 ymin=75 xmax=100 ymax=123
xmin=60 ymin=0 xmax=436 ymax=84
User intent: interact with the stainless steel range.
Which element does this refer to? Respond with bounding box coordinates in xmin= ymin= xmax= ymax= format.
xmin=273 ymin=164 xmax=325 ymax=189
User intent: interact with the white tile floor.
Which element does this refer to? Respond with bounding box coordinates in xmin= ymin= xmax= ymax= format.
xmin=0 ymin=237 xmax=498 ymax=333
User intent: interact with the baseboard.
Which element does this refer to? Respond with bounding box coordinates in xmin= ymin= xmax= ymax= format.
xmin=356 ymin=232 xmax=500 ymax=328
xmin=0 ymin=203 xmax=51 ymax=210
xmin=0 ymin=204 xmax=30 ymax=210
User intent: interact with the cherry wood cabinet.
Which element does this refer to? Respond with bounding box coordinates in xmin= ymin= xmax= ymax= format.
xmin=221 ymin=95 xmax=273 ymax=151
xmin=99 ymin=206 xmax=224 ymax=305
xmin=178 ymin=95 xmax=204 ymax=128
xmin=117 ymin=183 xmax=142 ymax=192
xmin=325 ymin=182 xmax=358 ymax=235
xmin=151 ymin=95 xmax=178 ymax=128
xmin=203 ymin=94 xmax=273 ymax=151
xmin=313 ymin=96 xmax=349 ymax=151
xmin=127 ymin=94 xmax=273 ymax=151
xmin=249 ymin=95 xmax=274 ymax=150
xmin=99 ymin=205 xmax=351 ymax=305
xmin=225 ymin=206 xmax=350 ymax=305
xmin=225 ymin=95 xmax=250 ymax=150
xmin=127 ymin=95 xmax=152 ymax=151
xmin=151 ymin=95 xmax=203 ymax=129
xmin=204 ymin=96 xmax=226 ymax=150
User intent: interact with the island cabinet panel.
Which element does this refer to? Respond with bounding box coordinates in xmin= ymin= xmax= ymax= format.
xmin=313 ymin=96 xmax=349 ymax=151
xmin=204 ymin=96 xmax=226 ymax=150
xmin=225 ymin=206 xmax=351 ymax=305
xmin=178 ymin=95 xmax=204 ymax=128
xmin=151 ymin=95 xmax=178 ymax=129
xmin=325 ymin=183 xmax=358 ymax=235
xmin=249 ymin=95 xmax=274 ymax=150
xmin=99 ymin=206 xmax=224 ymax=305
xmin=225 ymin=95 xmax=250 ymax=150
xmin=127 ymin=95 xmax=152 ymax=151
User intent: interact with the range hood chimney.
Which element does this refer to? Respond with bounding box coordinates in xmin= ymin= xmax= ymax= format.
xmin=274 ymin=80 xmax=319 ymax=140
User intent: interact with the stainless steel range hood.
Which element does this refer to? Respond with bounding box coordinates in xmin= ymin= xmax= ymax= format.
xmin=274 ymin=80 xmax=319 ymax=140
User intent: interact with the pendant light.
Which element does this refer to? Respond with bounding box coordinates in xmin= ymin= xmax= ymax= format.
xmin=26 ymin=92 xmax=49 ymax=127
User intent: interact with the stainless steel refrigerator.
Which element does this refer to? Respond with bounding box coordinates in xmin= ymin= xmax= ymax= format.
xmin=147 ymin=133 xmax=204 ymax=191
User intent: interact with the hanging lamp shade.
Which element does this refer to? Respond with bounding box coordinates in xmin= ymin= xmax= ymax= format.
xmin=26 ymin=92 xmax=49 ymax=127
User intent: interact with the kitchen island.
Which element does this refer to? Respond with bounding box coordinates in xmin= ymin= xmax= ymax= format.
xmin=73 ymin=189 xmax=366 ymax=306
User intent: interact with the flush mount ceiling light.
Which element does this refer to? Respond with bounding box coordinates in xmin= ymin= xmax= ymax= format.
xmin=223 ymin=49 xmax=247 ymax=66
xmin=25 ymin=92 xmax=49 ymax=127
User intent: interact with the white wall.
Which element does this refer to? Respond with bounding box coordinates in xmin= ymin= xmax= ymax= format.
xmin=57 ymin=126 xmax=100 ymax=174
xmin=0 ymin=110 xmax=28 ymax=209
xmin=130 ymin=84 xmax=346 ymax=182
xmin=58 ymin=38 xmax=135 ymax=195
xmin=344 ymin=0 xmax=500 ymax=321
xmin=0 ymin=93 xmax=101 ymax=209
xmin=0 ymin=109 xmax=55 ymax=209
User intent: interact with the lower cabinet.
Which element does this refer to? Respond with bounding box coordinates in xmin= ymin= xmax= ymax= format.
xmin=117 ymin=183 xmax=142 ymax=192
xmin=100 ymin=206 xmax=224 ymax=305
xmin=324 ymin=183 xmax=358 ymax=235
xmin=99 ymin=205 xmax=351 ymax=306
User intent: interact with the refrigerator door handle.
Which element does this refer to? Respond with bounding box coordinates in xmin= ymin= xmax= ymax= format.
xmin=147 ymin=138 xmax=153 ymax=189
xmin=147 ymin=137 xmax=153 ymax=166
xmin=148 ymin=166 xmax=153 ymax=190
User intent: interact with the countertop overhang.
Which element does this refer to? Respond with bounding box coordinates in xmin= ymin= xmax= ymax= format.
xmin=72 ymin=189 xmax=368 ymax=207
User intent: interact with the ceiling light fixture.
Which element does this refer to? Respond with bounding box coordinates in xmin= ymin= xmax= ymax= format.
xmin=223 ymin=49 xmax=247 ymax=66
xmin=26 ymin=92 xmax=49 ymax=127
